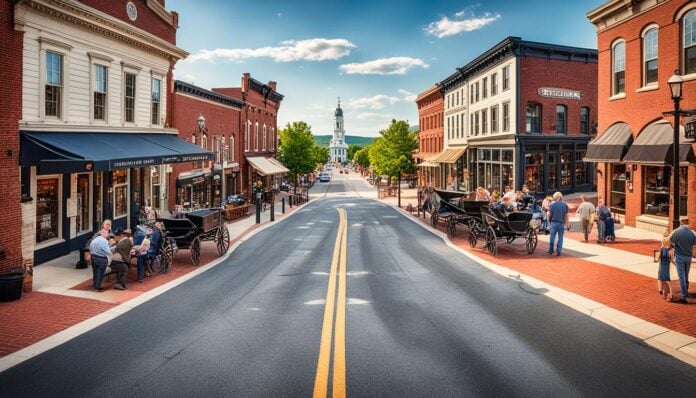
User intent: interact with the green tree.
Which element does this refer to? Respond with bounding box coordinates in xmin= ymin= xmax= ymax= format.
xmin=313 ymin=146 xmax=330 ymax=165
xmin=277 ymin=121 xmax=320 ymax=184
xmin=353 ymin=146 xmax=371 ymax=169
xmin=347 ymin=144 xmax=362 ymax=161
xmin=368 ymin=119 xmax=418 ymax=179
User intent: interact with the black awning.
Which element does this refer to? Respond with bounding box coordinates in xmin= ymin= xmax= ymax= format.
xmin=622 ymin=121 xmax=696 ymax=166
xmin=21 ymin=132 xmax=213 ymax=174
xmin=584 ymin=122 xmax=633 ymax=162
xmin=176 ymin=169 xmax=211 ymax=186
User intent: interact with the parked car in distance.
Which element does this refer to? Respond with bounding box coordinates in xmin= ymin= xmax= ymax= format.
xmin=319 ymin=173 xmax=331 ymax=182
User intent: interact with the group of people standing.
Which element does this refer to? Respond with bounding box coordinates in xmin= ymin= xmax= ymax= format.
xmin=657 ymin=219 xmax=695 ymax=304
xmin=574 ymin=196 xmax=614 ymax=243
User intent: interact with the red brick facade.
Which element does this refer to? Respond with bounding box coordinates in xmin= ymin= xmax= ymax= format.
xmin=0 ymin=0 xmax=24 ymax=273
xmin=416 ymin=85 xmax=444 ymax=156
xmin=78 ymin=0 xmax=178 ymax=44
xmin=589 ymin=0 xmax=696 ymax=228
xmin=519 ymin=56 xmax=598 ymax=137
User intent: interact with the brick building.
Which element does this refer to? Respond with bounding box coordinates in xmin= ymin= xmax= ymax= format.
xmin=587 ymin=0 xmax=696 ymax=232
xmin=169 ymin=81 xmax=244 ymax=209
xmin=415 ymin=85 xmax=444 ymax=188
xmin=12 ymin=0 xmax=209 ymax=265
xmin=213 ymin=73 xmax=286 ymax=196
xmin=0 ymin=0 xmax=24 ymax=273
xmin=439 ymin=37 xmax=598 ymax=194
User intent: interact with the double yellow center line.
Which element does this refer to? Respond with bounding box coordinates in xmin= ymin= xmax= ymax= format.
xmin=313 ymin=208 xmax=348 ymax=398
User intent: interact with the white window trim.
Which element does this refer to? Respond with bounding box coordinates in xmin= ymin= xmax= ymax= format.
xmin=34 ymin=172 xmax=64 ymax=249
xmin=254 ymin=122 xmax=259 ymax=151
xmin=229 ymin=136 xmax=235 ymax=161
xmin=245 ymin=120 xmax=251 ymax=151
xmin=263 ymin=124 xmax=267 ymax=151
xmin=38 ymin=38 xmax=71 ymax=121
xmin=641 ymin=25 xmax=659 ymax=88
xmin=611 ymin=39 xmax=626 ymax=96
xmin=89 ymin=54 xmax=111 ymax=124
xmin=681 ymin=7 xmax=696 ymax=74
xmin=150 ymin=72 xmax=164 ymax=127
xmin=121 ymin=65 xmax=139 ymax=125
xmin=75 ymin=173 xmax=93 ymax=235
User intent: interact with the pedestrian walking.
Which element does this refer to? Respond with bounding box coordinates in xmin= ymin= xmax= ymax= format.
xmin=575 ymin=195 xmax=596 ymax=242
xmin=595 ymin=200 xmax=611 ymax=243
xmin=89 ymin=228 xmax=111 ymax=292
xmin=669 ymin=219 xmax=696 ymax=303
xmin=547 ymin=192 xmax=570 ymax=256
xmin=658 ymin=231 xmax=674 ymax=302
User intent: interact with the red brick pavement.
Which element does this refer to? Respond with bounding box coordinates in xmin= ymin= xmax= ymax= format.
xmin=416 ymin=209 xmax=696 ymax=338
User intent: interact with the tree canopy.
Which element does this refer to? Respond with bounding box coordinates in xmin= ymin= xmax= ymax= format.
xmin=368 ymin=120 xmax=418 ymax=178
xmin=353 ymin=146 xmax=371 ymax=169
xmin=277 ymin=121 xmax=321 ymax=184
xmin=347 ymin=144 xmax=362 ymax=161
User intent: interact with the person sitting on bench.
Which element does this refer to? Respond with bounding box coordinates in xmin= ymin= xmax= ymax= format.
xmin=110 ymin=229 xmax=134 ymax=290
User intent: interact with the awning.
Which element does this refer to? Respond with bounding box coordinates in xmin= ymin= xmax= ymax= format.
xmin=21 ymin=132 xmax=213 ymax=174
xmin=177 ymin=168 xmax=211 ymax=186
xmin=431 ymin=148 xmax=466 ymax=164
xmin=417 ymin=161 xmax=439 ymax=167
xmin=246 ymin=156 xmax=289 ymax=176
xmin=622 ymin=121 xmax=696 ymax=166
xmin=584 ymin=122 xmax=633 ymax=162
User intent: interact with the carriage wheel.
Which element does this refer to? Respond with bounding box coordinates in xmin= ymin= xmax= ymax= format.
xmin=468 ymin=228 xmax=478 ymax=248
xmin=447 ymin=217 xmax=456 ymax=238
xmin=431 ymin=209 xmax=438 ymax=228
xmin=467 ymin=218 xmax=477 ymax=232
xmin=160 ymin=238 xmax=174 ymax=274
xmin=485 ymin=226 xmax=497 ymax=256
xmin=191 ymin=237 xmax=201 ymax=266
xmin=216 ymin=226 xmax=231 ymax=256
xmin=525 ymin=228 xmax=538 ymax=254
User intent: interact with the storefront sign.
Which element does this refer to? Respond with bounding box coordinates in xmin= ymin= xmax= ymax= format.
xmin=111 ymin=158 xmax=158 ymax=169
xmin=110 ymin=153 xmax=213 ymax=170
xmin=538 ymin=87 xmax=581 ymax=100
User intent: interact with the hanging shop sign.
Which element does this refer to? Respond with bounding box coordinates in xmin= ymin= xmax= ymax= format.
xmin=538 ymin=87 xmax=581 ymax=100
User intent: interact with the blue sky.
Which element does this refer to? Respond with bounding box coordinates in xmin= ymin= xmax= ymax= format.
xmin=169 ymin=0 xmax=605 ymax=137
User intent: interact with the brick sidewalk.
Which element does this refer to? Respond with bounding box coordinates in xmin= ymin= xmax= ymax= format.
xmin=415 ymin=208 xmax=696 ymax=338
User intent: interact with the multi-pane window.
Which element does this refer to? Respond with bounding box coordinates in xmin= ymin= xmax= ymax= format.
xmin=470 ymin=85 xmax=474 ymax=104
xmin=461 ymin=114 xmax=465 ymax=138
xmin=643 ymin=28 xmax=658 ymax=85
xmin=229 ymin=136 xmax=235 ymax=161
xmin=93 ymin=65 xmax=107 ymax=120
xmin=151 ymin=78 xmax=161 ymax=125
xmin=580 ymin=107 xmax=590 ymax=135
xmin=245 ymin=120 xmax=250 ymax=151
xmin=45 ymin=51 xmax=63 ymax=118
xmin=482 ymin=77 xmax=488 ymax=99
xmin=470 ymin=114 xmax=474 ymax=136
xmin=502 ymin=102 xmax=510 ymax=132
xmin=502 ymin=65 xmax=510 ymax=90
xmin=685 ymin=10 xmax=696 ymax=74
xmin=263 ymin=124 xmax=267 ymax=150
xmin=456 ymin=91 xmax=459 ymax=106
xmin=491 ymin=73 xmax=498 ymax=96
xmin=612 ymin=40 xmax=626 ymax=95
xmin=526 ymin=103 xmax=541 ymax=133
xmin=124 ymin=73 xmax=136 ymax=123
xmin=254 ymin=122 xmax=259 ymax=151
xmin=481 ymin=109 xmax=488 ymax=134
xmin=475 ymin=82 xmax=480 ymax=102
xmin=474 ymin=112 xmax=480 ymax=135
xmin=491 ymin=105 xmax=499 ymax=133
xmin=556 ymin=105 xmax=567 ymax=134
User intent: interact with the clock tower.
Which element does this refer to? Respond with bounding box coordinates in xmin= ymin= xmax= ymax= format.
xmin=329 ymin=97 xmax=348 ymax=163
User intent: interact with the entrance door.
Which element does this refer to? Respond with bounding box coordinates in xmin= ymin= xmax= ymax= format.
xmin=524 ymin=153 xmax=545 ymax=193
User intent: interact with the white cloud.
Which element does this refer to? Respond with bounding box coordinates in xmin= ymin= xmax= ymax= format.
xmin=339 ymin=57 xmax=429 ymax=75
xmin=398 ymin=89 xmax=417 ymax=102
xmin=424 ymin=10 xmax=501 ymax=38
xmin=187 ymin=38 xmax=356 ymax=63
xmin=347 ymin=94 xmax=401 ymax=110
xmin=356 ymin=112 xmax=394 ymax=121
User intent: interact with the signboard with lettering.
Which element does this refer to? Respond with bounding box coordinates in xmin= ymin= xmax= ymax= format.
xmin=109 ymin=153 xmax=214 ymax=170
xmin=538 ymin=87 xmax=582 ymax=100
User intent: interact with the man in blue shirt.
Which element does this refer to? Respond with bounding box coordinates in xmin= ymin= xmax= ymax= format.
xmin=547 ymin=192 xmax=570 ymax=256
xmin=89 ymin=228 xmax=111 ymax=292
xmin=670 ymin=219 xmax=696 ymax=303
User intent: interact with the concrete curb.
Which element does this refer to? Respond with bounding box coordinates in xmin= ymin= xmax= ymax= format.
xmin=393 ymin=204 xmax=696 ymax=368
xmin=0 ymin=200 xmax=312 ymax=373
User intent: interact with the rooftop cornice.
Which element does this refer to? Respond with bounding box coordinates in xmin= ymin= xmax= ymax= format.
xmin=248 ymin=78 xmax=284 ymax=102
xmin=175 ymin=80 xmax=245 ymax=108
xmin=15 ymin=0 xmax=189 ymax=61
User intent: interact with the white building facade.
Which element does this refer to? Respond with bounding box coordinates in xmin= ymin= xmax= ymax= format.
xmin=329 ymin=99 xmax=348 ymax=163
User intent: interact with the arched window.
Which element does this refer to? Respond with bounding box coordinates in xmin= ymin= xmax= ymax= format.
xmin=684 ymin=9 xmax=696 ymax=74
xmin=254 ymin=122 xmax=259 ymax=151
xmin=612 ymin=40 xmax=626 ymax=95
xmin=642 ymin=26 xmax=658 ymax=85
xmin=263 ymin=124 xmax=267 ymax=150
xmin=201 ymin=135 xmax=207 ymax=151
xmin=245 ymin=120 xmax=250 ymax=151
xmin=556 ymin=105 xmax=567 ymax=135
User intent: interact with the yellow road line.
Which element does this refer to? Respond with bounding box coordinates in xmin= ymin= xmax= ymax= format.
xmin=333 ymin=208 xmax=347 ymax=397
xmin=313 ymin=209 xmax=345 ymax=397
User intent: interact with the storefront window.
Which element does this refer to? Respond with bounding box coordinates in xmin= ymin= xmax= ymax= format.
xmin=151 ymin=166 xmax=161 ymax=211
xmin=524 ymin=153 xmax=544 ymax=192
xmin=36 ymin=177 xmax=60 ymax=243
xmin=548 ymin=153 xmax=557 ymax=191
xmin=643 ymin=166 xmax=686 ymax=217
xmin=76 ymin=174 xmax=90 ymax=233
xmin=560 ymin=151 xmax=572 ymax=189
xmin=475 ymin=148 xmax=513 ymax=191
xmin=113 ymin=169 xmax=128 ymax=219
xmin=574 ymin=151 xmax=587 ymax=186
xmin=610 ymin=165 xmax=626 ymax=213
xmin=95 ymin=173 xmax=103 ymax=228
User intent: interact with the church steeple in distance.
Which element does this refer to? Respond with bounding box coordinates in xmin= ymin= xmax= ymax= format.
xmin=330 ymin=96 xmax=348 ymax=163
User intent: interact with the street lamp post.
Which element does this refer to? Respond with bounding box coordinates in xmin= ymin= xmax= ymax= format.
xmin=668 ymin=70 xmax=683 ymax=231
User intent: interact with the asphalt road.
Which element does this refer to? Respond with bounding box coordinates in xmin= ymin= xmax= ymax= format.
xmin=2 ymin=171 xmax=696 ymax=397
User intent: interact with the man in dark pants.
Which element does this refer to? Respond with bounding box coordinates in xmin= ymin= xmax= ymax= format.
xmin=110 ymin=229 xmax=134 ymax=290
xmin=670 ymin=219 xmax=696 ymax=303
xmin=547 ymin=191 xmax=570 ymax=256
xmin=89 ymin=228 xmax=111 ymax=292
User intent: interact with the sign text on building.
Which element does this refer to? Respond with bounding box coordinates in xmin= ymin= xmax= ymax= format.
xmin=538 ymin=87 xmax=582 ymax=100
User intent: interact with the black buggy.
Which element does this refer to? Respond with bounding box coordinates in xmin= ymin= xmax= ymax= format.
xmin=431 ymin=189 xmax=488 ymax=241
xmin=158 ymin=208 xmax=230 ymax=266
xmin=473 ymin=206 xmax=538 ymax=256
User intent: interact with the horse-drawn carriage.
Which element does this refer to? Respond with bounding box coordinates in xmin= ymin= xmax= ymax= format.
xmin=158 ymin=208 xmax=230 ymax=266
xmin=429 ymin=189 xmax=488 ymax=240
xmin=475 ymin=206 xmax=538 ymax=256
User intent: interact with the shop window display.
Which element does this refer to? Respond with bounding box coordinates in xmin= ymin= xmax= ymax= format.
xmin=644 ymin=166 xmax=687 ymax=217
xmin=36 ymin=177 xmax=60 ymax=243
xmin=113 ymin=169 xmax=128 ymax=218
xmin=76 ymin=174 xmax=90 ymax=233
xmin=525 ymin=153 xmax=544 ymax=193
xmin=610 ymin=164 xmax=626 ymax=214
